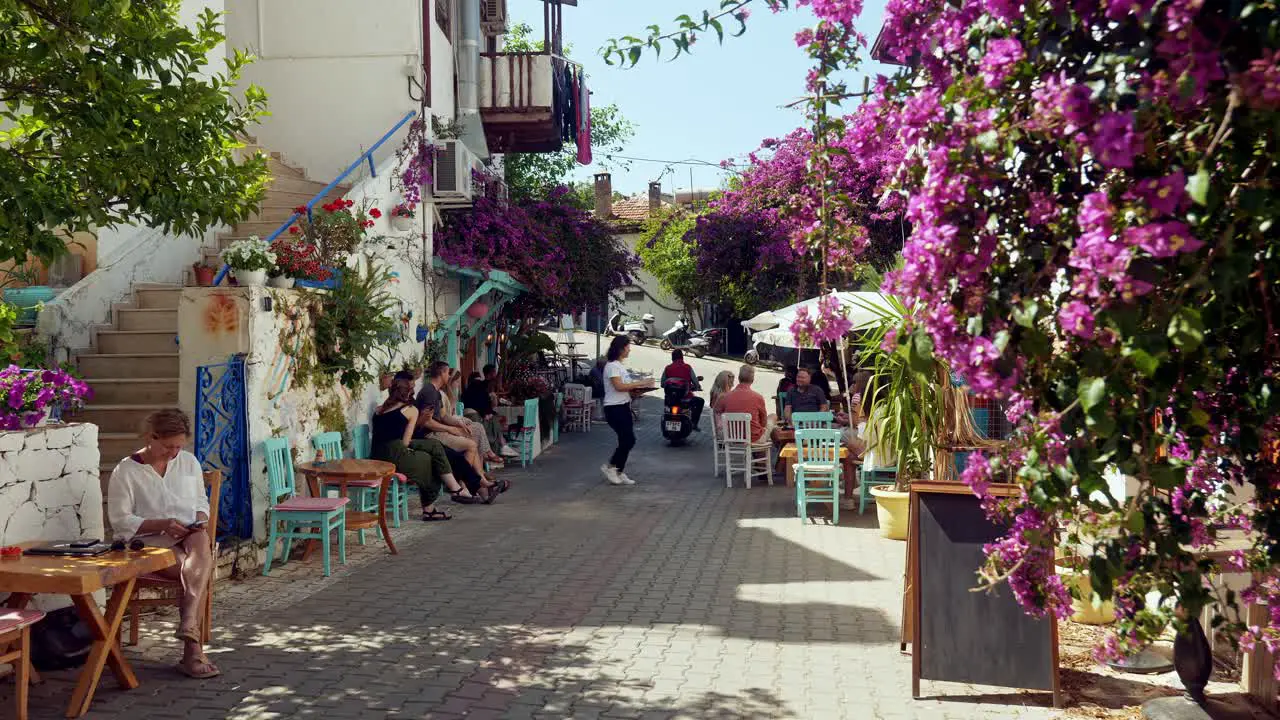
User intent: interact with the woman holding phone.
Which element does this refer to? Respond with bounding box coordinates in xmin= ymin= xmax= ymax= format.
xmin=107 ymin=409 xmax=219 ymax=679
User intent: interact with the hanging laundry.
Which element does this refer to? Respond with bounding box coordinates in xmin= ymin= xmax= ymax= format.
xmin=577 ymin=77 xmax=592 ymax=165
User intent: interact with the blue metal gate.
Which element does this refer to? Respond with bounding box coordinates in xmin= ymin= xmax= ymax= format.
xmin=195 ymin=355 xmax=251 ymax=539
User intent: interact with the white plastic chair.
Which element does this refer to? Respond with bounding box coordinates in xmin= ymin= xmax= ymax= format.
xmin=721 ymin=412 xmax=773 ymax=488
xmin=710 ymin=409 xmax=727 ymax=480
xmin=563 ymin=383 xmax=592 ymax=432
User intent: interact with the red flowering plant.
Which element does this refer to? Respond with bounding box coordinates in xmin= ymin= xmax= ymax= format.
xmin=268 ymin=238 xmax=331 ymax=282
xmin=390 ymin=203 xmax=416 ymax=219
xmin=287 ymin=198 xmax=380 ymax=267
xmin=612 ymin=0 xmax=1280 ymax=680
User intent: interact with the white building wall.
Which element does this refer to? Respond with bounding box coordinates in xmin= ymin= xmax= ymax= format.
xmin=616 ymin=232 xmax=685 ymax=335
xmin=224 ymin=0 xmax=445 ymax=183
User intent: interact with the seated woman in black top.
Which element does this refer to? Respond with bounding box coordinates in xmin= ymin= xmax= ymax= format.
xmin=371 ymin=376 xmax=493 ymax=520
xmin=461 ymin=370 xmax=516 ymax=459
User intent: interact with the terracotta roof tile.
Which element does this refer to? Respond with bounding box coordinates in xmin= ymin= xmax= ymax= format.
xmin=611 ymin=196 xmax=652 ymax=222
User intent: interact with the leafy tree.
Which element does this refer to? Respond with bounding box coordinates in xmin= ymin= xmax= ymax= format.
xmin=0 ymin=0 xmax=270 ymax=264
xmin=500 ymin=22 xmax=635 ymax=203
xmin=636 ymin=207 xmax=702 ymax=317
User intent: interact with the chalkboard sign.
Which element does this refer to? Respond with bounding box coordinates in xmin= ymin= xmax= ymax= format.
xmin=909 ymin=482 xmax=1060 ymax=707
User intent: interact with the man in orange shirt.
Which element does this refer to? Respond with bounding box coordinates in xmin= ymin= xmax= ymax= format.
xmin=713 ymin=364 xmax=773 ymax=442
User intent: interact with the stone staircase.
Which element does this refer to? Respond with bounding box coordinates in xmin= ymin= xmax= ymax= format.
xmin=72 ymin=146 xmax=348 ymax=530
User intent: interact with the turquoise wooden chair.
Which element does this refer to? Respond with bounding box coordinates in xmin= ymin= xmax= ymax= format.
xmin=262 ymin=437 xmax=348 ymax=577
xmin=352 ymin=423 xmax=409 ymax=528
xmin=858 ymin=467 xmax=898 ymax=514
xmin=313 ymin=431 xmax=381 ymax=544
xmin=775 ymin=391 xmax=789 ymax=419
xmin=794 ymin=428 xmax=843 ymax=524
xmin=508 ymin=397 xmax=540 ymax=467
xmin=455 ymin=400 xmax=465 ymax=417
xmin=792 ymin=411 xmax=834 ymax=431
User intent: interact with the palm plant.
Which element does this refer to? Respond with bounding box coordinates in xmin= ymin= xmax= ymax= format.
xmin=852 ymin=295 xmax=946 ymax=491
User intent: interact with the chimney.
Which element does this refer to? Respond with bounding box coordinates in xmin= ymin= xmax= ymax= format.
xmin=648 ymin=181 xmax=662 ymax=212
xmin=594 ymin=173 xmax=613 ymax=219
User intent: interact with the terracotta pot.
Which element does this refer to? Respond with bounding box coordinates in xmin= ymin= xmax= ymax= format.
xmin=379 ymin=374 xmax=394 ymax=390
xmin=192 ymin=264 xmax=218 ymax=287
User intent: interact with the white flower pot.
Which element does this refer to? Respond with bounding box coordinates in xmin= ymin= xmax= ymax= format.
xmin=234 ymin=269 xmax=267 ymax=287
xmin=268 ymin=275 xmax=296 ymax=289
xmin=391 ymin=215 xmax=414 ymax=232
xmin=20 ymin=406 xmax=53 ymax=429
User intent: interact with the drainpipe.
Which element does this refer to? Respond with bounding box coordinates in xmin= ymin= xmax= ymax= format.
xmin=457 ymin=0 xmax=484 ymax=154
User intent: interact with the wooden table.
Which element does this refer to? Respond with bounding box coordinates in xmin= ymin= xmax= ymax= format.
xmin=778 ymin=444 xmax=853 ymax=492
xmin=296 ymin=459 xmax=398 ymax=555
xmin=0 ymin=547 xmax=175 ymax=718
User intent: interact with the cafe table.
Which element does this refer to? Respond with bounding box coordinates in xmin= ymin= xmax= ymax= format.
xmin=778 ymin=443 xmax=853 ymax=492
xmin=0 ymin=546 xmax=175 ymax=718
xmin=296 ymin=458 xmax=398 ymax=555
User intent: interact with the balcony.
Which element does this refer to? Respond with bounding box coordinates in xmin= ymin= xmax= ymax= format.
xmin=479 ymin=52 xmax=579 ymax=154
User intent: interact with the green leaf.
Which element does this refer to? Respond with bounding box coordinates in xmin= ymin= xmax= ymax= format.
xmin=1187 ymin=168 xmax=1210 ymax=205
xmin=1079 ymin=377 xmax=1106 ymax=412
xmin=1168 ymin=307 xmax=1205 ymax=351
xmin=1126 ymin=349 xmax=1160 ymax=377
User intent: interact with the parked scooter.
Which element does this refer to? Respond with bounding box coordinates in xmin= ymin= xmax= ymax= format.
xmin=658 ymin=318 xmax=709 ymax=357
xmin=660 ymin=374 xmax=703 ymax=445
xmin=608 ymin=311 xmax=656 ymax=346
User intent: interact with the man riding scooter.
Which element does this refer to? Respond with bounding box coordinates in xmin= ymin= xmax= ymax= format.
xmin=661 ymin=349 xmax=704 ymax=432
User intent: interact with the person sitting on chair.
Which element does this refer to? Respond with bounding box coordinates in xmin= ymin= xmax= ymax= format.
xmin=660 ymin=349 xmax=704 ymax=431
xmin=713 ymin=364 xmax=773 ymax=443
xmin=785 ymin=367 xmax=830 ymax=423
xmin=461 ymin=369 xmax=518 ymax=458
xmin=107 ymin=408 xmax=219 ymax=680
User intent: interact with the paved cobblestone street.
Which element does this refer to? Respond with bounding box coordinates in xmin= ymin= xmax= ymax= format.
xmin=8 ymin=392 xmax=1063 ymax=719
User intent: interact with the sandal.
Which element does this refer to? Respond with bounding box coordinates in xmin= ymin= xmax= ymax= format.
xmin=421 ymin=508 xmax=452 ymax=521
xmin=491 ymin=478 xmax=511 ymax=494
xmin=450 ymin=492 xmax=480 ymax=505
xmin=177 ymin=656 xmax=221 ymax=679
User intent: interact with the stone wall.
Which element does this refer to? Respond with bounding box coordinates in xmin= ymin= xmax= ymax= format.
xmin=0 ymin=424 xmax=103 ymax=609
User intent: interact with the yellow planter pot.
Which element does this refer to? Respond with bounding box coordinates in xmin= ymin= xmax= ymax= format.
xmin=1056 ymin=560 xmax=1115 ymax=625
xmin=870 ymin=486 xmax=910 ymax=540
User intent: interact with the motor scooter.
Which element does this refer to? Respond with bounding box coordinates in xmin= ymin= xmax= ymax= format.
xmin=660 ymin=375 xmax=703 ymax=445
xmin=608 ymin=310 xmax=656 ymax=345
xmin=659 ymin=318 xmax=709 ymax=357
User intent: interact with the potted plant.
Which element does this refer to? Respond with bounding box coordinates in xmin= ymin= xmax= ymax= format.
xmin=221 ymin=236 xmax=275 ymax=287
xmin=286 ymin=200 xmax=379 ymax=289
xmin=855 ymin=298 xmax=946 ymax=540
xmin=0 ymin=365 xmax=92 ymax=430
xmin=401 ymin=349 xmax=425 ymax=380
xmin=192 ymin=261 xmax=218 ymax=287
xmin=269 ymin=238 xmax=331 ymax=289
xmin=375 ymin=357 xmax=396 ymax=391
xmin=390 ymin=202 xmax=416 ymax=232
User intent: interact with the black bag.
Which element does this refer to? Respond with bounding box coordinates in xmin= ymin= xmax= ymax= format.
xmin=29 ymin=606 xmax=91 ymax=671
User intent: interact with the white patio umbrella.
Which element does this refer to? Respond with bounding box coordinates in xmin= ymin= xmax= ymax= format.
xmin=741 ymin=291 xmax=898 ymax=347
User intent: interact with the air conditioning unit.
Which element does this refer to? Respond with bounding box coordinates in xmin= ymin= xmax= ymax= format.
xmin=432 ymin=140 xmax=476 ymax=205
xmin=481 ymin=0 xmax=508 ymax=35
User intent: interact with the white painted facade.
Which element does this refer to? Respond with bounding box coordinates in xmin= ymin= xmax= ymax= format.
xmin=615 ymin=232 xmax=686 ymax=336
xmin=224 ymin=0 xmax=440 ymax=182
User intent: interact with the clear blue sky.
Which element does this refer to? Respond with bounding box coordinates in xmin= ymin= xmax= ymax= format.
xmin=509 ymin=0 xmax=892 ymax=198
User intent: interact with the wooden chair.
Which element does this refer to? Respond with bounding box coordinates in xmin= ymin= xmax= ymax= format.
xmin=792 ymin=411 xmax=834 ymax=431
xmin=858 ymin=467 xmax=898 ymax=514
xmin=353 ymin=423 xmax=410 ymax=527
xmin=507 ymin=397 xmax=540 ymax=467
xmin=0 ymin=609 xmax=45 ymax=720
xmin=313 ymin=431 xmax=380 ymax=545
xmin=122 ymin=470 xmax=223 ymax=647
xmin=262 ymin=437 xmax=348 ymax=577
xmin=721 ymin=412 xmax=772 ymax=488
xmin=563 ymin=383 xmax=592 ymax=433
xmin=795 ymin=428 xmax=843 ymax=523
xmin=710 ymin=409 xmax=729 ymax=482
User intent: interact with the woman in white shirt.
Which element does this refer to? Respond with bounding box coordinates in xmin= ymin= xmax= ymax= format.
xmin=107 ymin=409 xmax=219 ymax=679
xmin=601 ymin=334 xmax=654 ymax=485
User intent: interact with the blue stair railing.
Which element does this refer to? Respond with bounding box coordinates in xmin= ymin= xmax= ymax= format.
xmin=212 ymin=110 xmax=419 ymax=287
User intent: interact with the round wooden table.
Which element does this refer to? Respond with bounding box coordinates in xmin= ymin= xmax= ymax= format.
xmin=296 ymin=459 xmax=398 ymax=555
